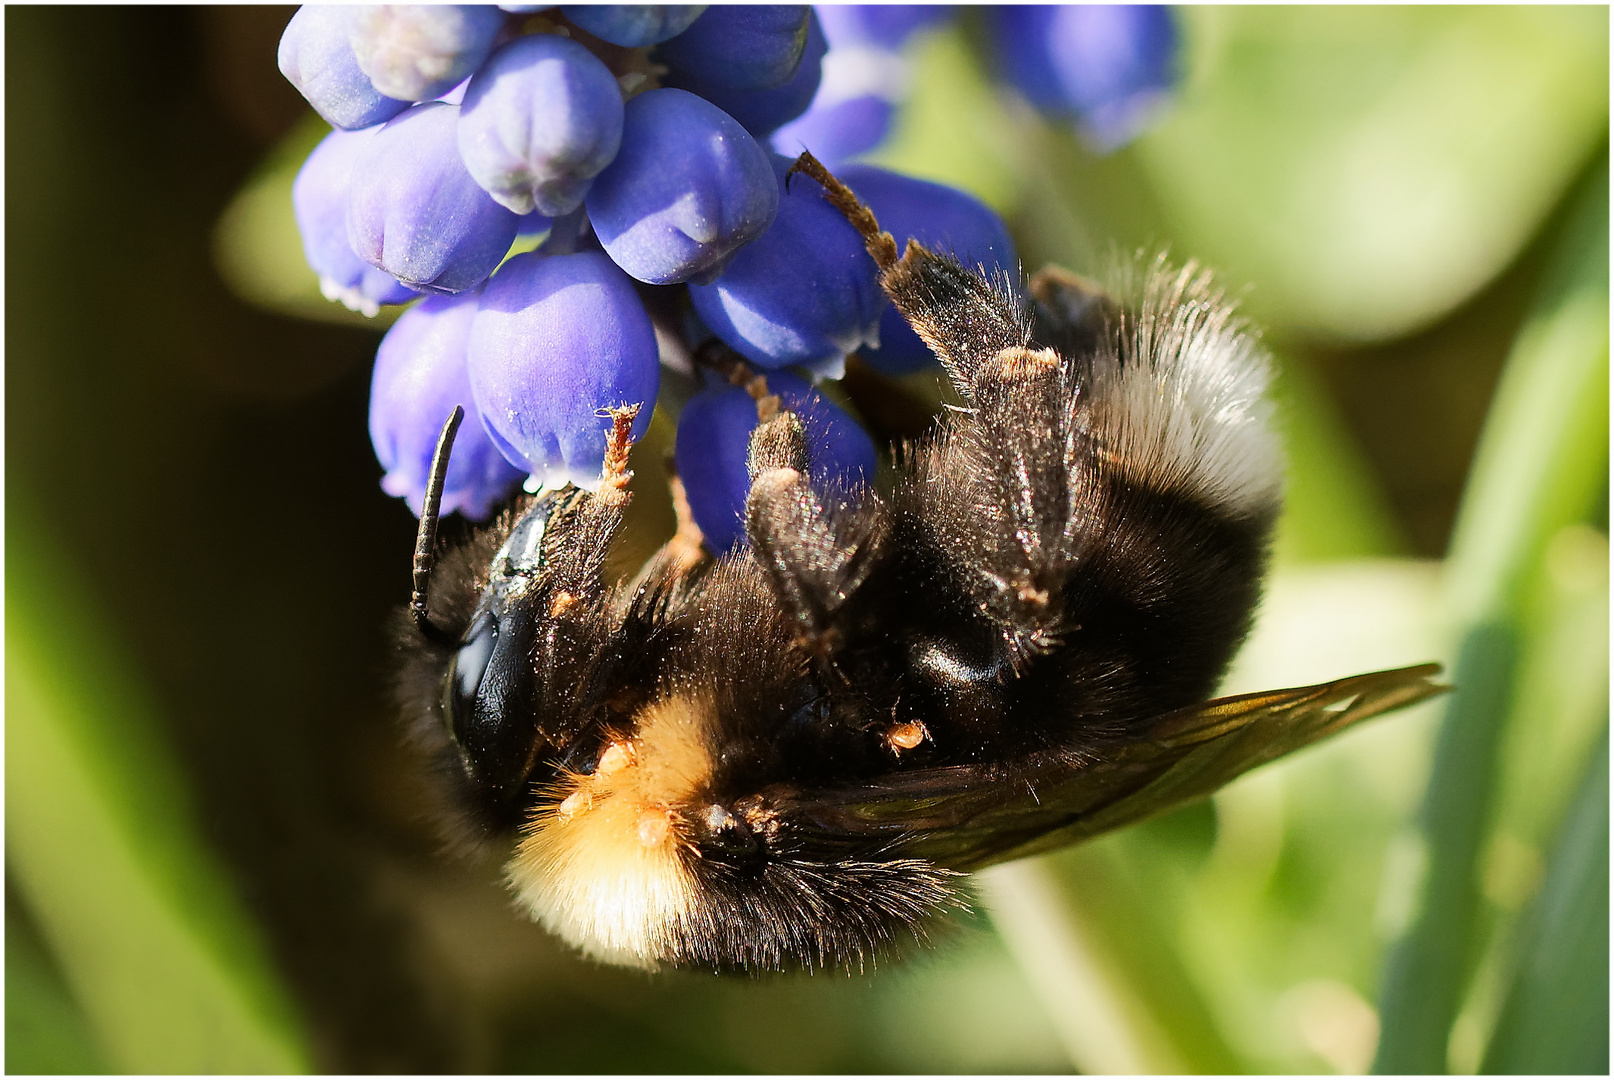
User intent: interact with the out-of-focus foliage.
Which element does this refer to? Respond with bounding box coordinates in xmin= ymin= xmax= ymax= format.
xmin=878 ymin=7 xmax=1609 ymax=342
xmin=10 ymin=6 xmax=1607 ymax=1074
xmin=216 ymin=111 xmax=390 ymax=329
xmin=1480 ymin=728 xmax=1609 ymax=1074
xmin=1372 ymin=154 xmax=1608 ymax=1076
xmin=6 ymin=903 xmax=109 ymax=1074
xmin=7 ymin=500 xmax=310 ymax=1073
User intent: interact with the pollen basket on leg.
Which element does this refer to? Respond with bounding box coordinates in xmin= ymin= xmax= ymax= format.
xmin=508 ymin=691 xmax=717 ymax=966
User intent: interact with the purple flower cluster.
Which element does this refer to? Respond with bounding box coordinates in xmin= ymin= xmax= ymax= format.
xmin=278 ymin=5 xmax=1179 ymax=540
xmin=992 ymin=5 xmax=1179 ymax=152
xmin=770 ymin=5 xmax=950 ymax=166
xmin=774 ymin=5 xmax=1179 ymax=164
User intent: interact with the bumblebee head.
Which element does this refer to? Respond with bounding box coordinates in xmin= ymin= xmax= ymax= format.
xmin=410 ymin=409 xmax=615 ymax=826
xmin=440 ymin=488 xmax=594 ymax=807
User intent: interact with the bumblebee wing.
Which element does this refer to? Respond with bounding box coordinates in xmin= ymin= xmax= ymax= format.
xmin=772 ymin=664 xmax=1447 ymax=871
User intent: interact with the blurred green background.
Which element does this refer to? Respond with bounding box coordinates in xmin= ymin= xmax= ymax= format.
xmin=6 ymin=5 xmax=1607 ymax=1074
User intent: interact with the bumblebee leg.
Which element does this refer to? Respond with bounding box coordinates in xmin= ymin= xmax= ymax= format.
xmin=594 ymin=404 xmax=639 ymax=508
xmin=622 ymin=456 xmax=712 ymax=603
xmin=660 ymin=463 xmax=710 ymax=578
xmin=788 ymin=151 xmax=1030 ymax=393
xmin=541 ymin=404 xmax=643 ymax=610
xmin=950 ymin=343 xmax=1096 ymax=657
xmin=742 ymin=375 xmax=888 ymax=658
xmin=684 ymin=339 xmax=888 ymax=644
xmin=788 ymin=153 xmax=1089 ymax=647
xmin=888 ymin=340 xmax=1095 ymax=671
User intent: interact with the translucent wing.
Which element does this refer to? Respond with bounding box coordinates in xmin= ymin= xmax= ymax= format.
xmin=770 ymin=664 xmax=1447 ymax=871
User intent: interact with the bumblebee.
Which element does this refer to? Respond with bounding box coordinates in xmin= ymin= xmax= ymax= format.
xmin=397 ymin=152 xmax=1444 ymax=972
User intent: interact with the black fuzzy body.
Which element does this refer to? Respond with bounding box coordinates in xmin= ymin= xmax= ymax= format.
xmin=394 ymin=185 xmax=1291 ymax=971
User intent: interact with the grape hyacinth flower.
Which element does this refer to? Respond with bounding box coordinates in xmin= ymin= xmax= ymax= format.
xmin=515 ymin=208 xmax=555 ymax=237
xmin=770 ymin=5 xmax=952 ymax=166
xmin=347 ymin=101 xmax=520 ymax=293
xmin=560 ymin=5 xmax=707 ymax=47
xmin=293 ymin=126 xmax=418 ymax=316
xmin=665 ymin=9 xmax=825 ymax=139
xmin=675 ymin=370 xmax=876 ymax=552
xmin=467 ymin=251 xmax=659 ymax=490
xmin=458 ymin=33 xmax=625 ymax=216
xmin=992 ymin=5 xmax=1180 ymax=152
xmin=436 ymin=76 xmax=472 ymax=106
xmin=655 ymin=6 xmax=811 ymax=90
xmin=816 ymin=5 xmax=952 ymax=49
xmin=686 ymin=155 xmax=883 ymax=370
xmin=274 ymin=5 xmax=1046 ymax=524
xmin=278 ymin=5 xmax=411 ymax=130
xmin=585 ymin=88 xmax=778 ymax=285
xmin=370 ymin=288 xmax=527 ymax=519
xmin=350 ymin=4 xmax=507 ymax=102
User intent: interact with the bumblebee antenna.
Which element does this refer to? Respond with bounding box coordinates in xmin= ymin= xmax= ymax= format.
xmin=412 ymin=406 xmax=463 ymax=645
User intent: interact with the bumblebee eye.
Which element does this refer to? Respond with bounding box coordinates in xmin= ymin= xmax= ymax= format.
xmin=445 ymin=610 xmax=497 ymax=723
xmin=440 ymin=597 xmax=544 ymax=802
